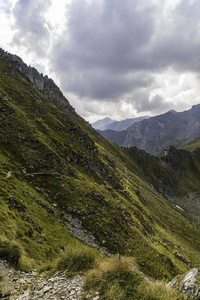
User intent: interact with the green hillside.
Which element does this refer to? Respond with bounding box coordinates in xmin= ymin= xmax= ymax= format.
xmin=1 ymin=49 xmax=200 ymax=284
xmin=181 ymin=136 xmax=200 ymax=152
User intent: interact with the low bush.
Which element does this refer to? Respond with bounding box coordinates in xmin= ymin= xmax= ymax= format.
xmin=100 ymin=268 xmax=143 ymax=299
xmin=0 ymin=239 xmax=21 ymax=266
xmin=57 ymin=245 xmax=96 ymax=273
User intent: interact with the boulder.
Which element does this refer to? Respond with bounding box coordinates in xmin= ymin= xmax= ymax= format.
xmin=168 ymin=268 xmax=200 ymax=299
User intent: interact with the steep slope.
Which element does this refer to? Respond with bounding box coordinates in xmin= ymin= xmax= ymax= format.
xmin=98 ymin=129 xmax=128 ymax=146
xmin=125 ymin=111 xmax=184 ymax=154
xmin=125 ymin=107 xmax=200 ymax=155
xmin=1 ymin=49 xmax=200 ymax=281
xmin=182 ymin=136 xmax=200 ymax=152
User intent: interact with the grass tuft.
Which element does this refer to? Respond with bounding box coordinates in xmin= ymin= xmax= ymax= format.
xmin=137 ymin=280 xmax=187 ymax=300
xmin=0 ymin=238 xmax=21 ymax=266
xmin=57 ymin=245 xmax=96 ymax=273
xmin=84 ymin=256 xmax=142 ymax=299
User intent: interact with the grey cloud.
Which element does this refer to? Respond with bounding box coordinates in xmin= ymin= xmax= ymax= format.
xmin=53 ymin=0 xmax=200 ymax=106
xmin=152 ymin=0 xmax=200 ymax=73
xmin=130 ymin=92 xmax=172 ymax=114
xmin=51 ymin=0 xmax=157 ymax=101
xmin=12 ymin=0 xmax=51 ymax=57
xmin=65 ymin=0 xmax=155 ymax=72
xmin=59 ymin=69 xmax=155 ymax=101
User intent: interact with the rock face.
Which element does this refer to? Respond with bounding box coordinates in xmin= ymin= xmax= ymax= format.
xmin=0 ymin=260 xmax=84 ymax=300
xmin=0 ymin=48 xmax=74 ymax=113
xmin=98 ymin=105 xmax=200 ymax=155
xmin=168 ymin=268 xmax=200 ymax=299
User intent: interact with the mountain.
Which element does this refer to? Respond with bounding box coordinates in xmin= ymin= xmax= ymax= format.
xmin=1 ymin=48 xmax=200 ymax=287
xmin=125 ymin=106 xmax=200 ymax=155
xmin=99 ymin=107 xmax=200 ymax=155
xmin=98 ymin=129 xmax=128 ymax=146
xmin=91 ymin=117 xmax=115 ymax=130
xmin=94 ymin=116 xmax=149 ymax=131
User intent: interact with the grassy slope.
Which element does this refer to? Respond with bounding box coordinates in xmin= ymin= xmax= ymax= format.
xmin=0 ymin=53 xmax=200 ymax=280
xmin=181 ymin=136 xmax=200 ymax=152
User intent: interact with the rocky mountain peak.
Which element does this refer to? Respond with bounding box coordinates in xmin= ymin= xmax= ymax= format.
xmin=0 ymin=48 xmax=74 ymax=112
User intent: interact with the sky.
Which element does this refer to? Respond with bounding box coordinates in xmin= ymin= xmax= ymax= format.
xmin=1 ymin=0 xmax=200 ymax=122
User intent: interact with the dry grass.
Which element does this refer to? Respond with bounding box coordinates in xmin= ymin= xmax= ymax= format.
xmin=84 ymin=256 xmax=142 ymax=299
xmin=83 ymin=256 xmax=188 ymax=300
xmin=138 ymin=279 xmax=187 ymax=300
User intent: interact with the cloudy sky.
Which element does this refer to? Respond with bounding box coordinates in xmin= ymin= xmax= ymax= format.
xmin=1 ymin=0 xmax=200 ymax=122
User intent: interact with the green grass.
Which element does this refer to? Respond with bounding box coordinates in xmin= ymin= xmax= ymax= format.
xmin=57 ymin=244 xmax=96 ymax=273
xmin=180 ymin=136 xmax=200 ymax=152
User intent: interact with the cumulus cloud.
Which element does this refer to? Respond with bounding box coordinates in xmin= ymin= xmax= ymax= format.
xmin=151 ymin=0 xmax=200 ymax=73
xmin=5 ymin=0 xmax=200 ymax=120
xmin=50 ymin=0 xmax=156 ymax=100
xmin=0 ymin=0 xmax=11 ymax=13
xmin=11 ymin=0 xmax=51 ymax=57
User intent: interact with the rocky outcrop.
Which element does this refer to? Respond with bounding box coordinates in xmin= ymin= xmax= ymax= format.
xmin=168 ymin=268 xmax=200 ymax=299
xmin=0 ymin=48 xmax=74 ymax=113
xmin=0 ymin=260 xmax=84 ymax=299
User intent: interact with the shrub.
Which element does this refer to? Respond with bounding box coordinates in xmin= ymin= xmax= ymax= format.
xmin=100 ymin=268 xmax=143 ymax=299
xmin=57 ymin=246 xmax=96 ymax=272
xmin=0 ymin=239 xmax=21 ymax=266
xmin=18 ymin=256 xmax=36 ymax=272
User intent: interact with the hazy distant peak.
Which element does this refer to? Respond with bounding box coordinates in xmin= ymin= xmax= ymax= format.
xmin=91 ymin=117 xmax=115 ymax=129
xmin=92 ymin=116 xmax=150 ymax=131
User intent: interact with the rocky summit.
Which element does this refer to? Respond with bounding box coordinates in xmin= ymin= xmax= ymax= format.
xmin=1 ymin=49 xmax=200 ymax=299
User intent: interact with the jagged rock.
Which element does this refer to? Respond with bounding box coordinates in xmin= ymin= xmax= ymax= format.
xmin=0 ymin=49 xmax=74 ymax=112
xmin=168 ymin=268 xmax=200 ymax=299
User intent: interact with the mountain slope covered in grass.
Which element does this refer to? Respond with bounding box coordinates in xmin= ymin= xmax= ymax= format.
xmin=1 ymin=49 xmax=200 ymax=284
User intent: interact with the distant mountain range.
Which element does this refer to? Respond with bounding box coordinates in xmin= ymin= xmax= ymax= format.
xmin=92 ymin=116 xmax=149 ymax=131
xmin=97 ymin=105 xmax=200 ymax=155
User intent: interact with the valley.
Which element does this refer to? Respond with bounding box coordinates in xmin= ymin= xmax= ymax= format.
xmin=0 ymin=49 xmax=200 ymax=299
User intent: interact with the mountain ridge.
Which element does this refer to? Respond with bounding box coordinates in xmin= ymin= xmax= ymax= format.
xmin=92 ymin=116 xmax=150 ymax=131
xmin=98 ymin=105 xmax=200 ymax=155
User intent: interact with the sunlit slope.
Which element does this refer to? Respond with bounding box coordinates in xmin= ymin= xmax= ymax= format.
xmin=181 ymin=136 xmax=200 ymax=152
